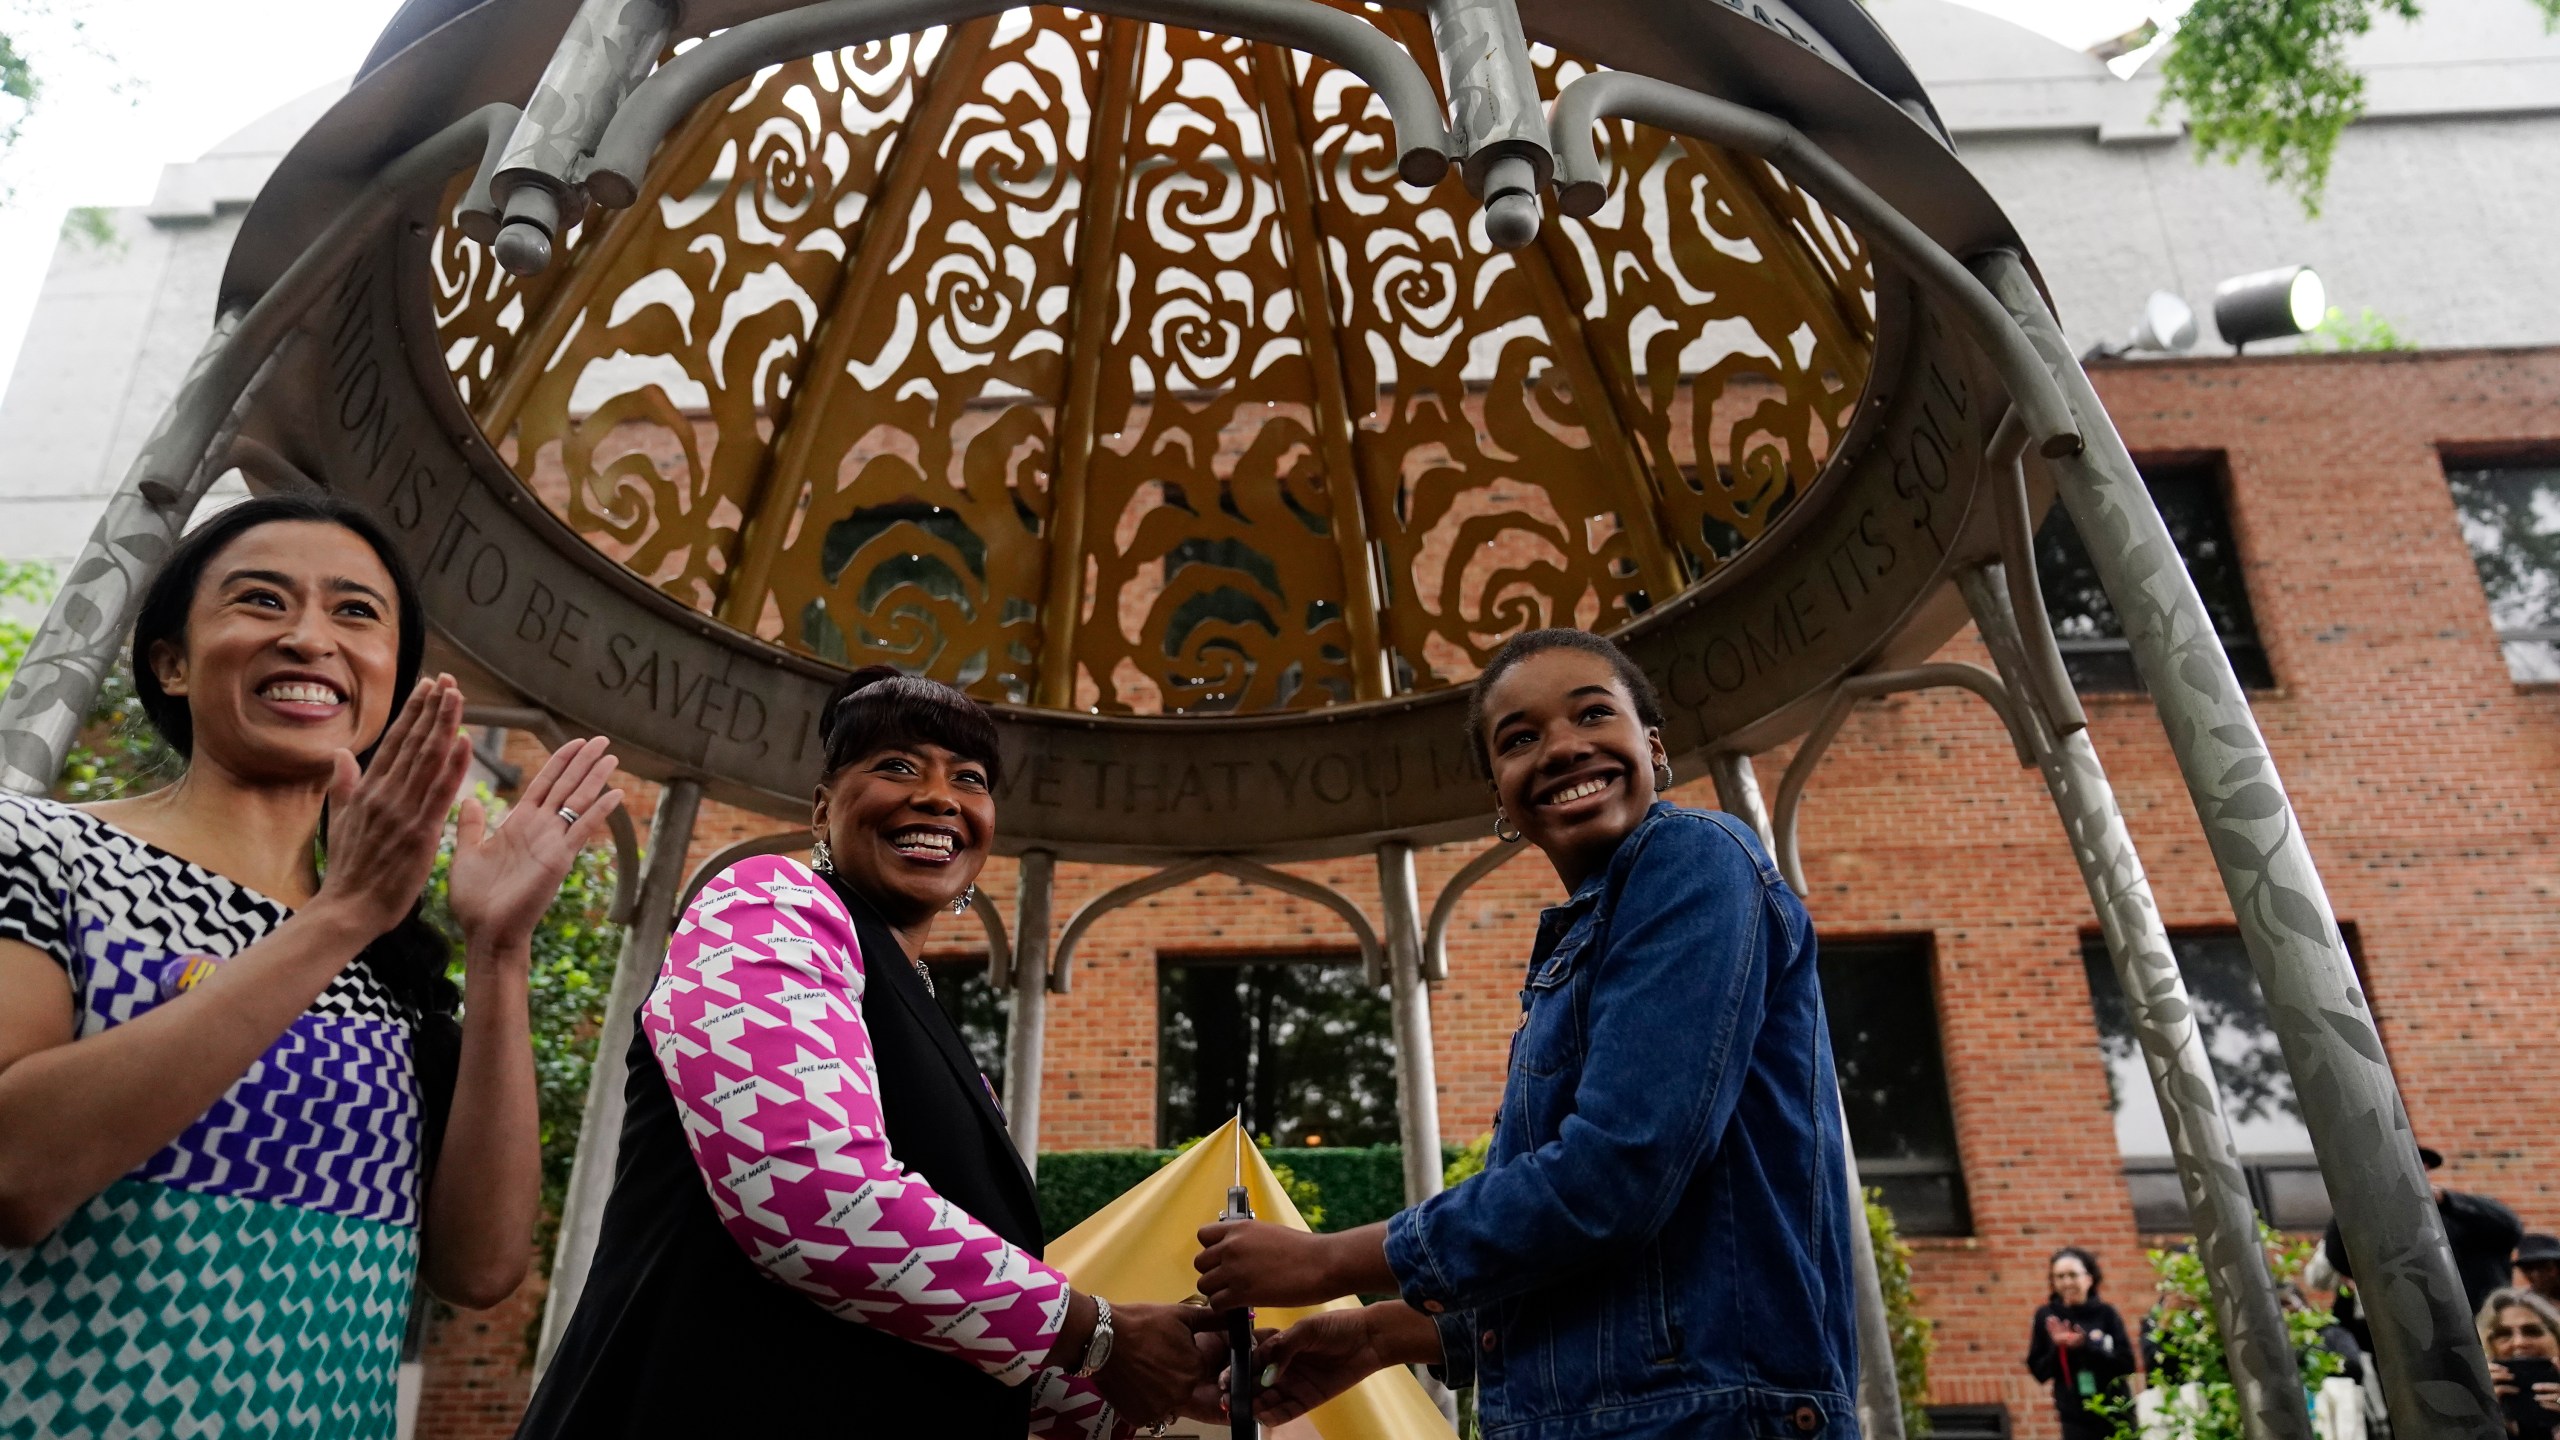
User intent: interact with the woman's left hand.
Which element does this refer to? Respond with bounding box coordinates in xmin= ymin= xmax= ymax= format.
xmin=1195 ymin=1219 xmax=1387 ymax=1311
xmin=2534 ymin=1381 xmax=2559 ymax=1415
xmin=447 ymin=735 xmax=623 ymax=949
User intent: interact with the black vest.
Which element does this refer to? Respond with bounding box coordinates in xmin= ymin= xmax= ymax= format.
xmin=518 ymin=878 xmax=1045 ymax=1439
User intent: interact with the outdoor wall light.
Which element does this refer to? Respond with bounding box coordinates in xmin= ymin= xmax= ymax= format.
xmin=2081 ymin=290 xmax=2198 ymax=361
xmin=2213 ymin=265 xmax=2325 ymax=351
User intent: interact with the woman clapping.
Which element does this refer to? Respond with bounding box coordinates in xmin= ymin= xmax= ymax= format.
xmin=0 ymin=494 xmax=622 ymax=1437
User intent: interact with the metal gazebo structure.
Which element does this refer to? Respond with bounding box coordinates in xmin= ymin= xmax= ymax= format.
xmin=0 ymin=0 xmax=2504 ymax=1435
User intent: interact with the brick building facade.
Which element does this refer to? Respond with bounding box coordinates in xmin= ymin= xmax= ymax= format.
xmin=411 ymin=347 xmax=2560 ymax=1436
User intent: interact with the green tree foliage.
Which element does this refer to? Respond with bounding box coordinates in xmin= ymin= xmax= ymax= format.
xmin=2097 ymin=1227 xmax=2344 ymax=1440
xmin=1868 ymin=1191 xmax=1937 ymax=1436
xmin=1442 ymin=1130 xmax=1492 ymax=1190
xmin=2161 ymin=0 xmax=2560 ymax=216
xmin=2301 ymin=306 xmax=2413 ymax=353
xmin=0 ymin=557 xmax=48 ymax=675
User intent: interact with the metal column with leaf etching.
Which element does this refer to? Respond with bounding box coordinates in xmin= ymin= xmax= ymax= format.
xmin=1708 ymin=753 xmax=1906 ymax=1440
xmin=1975 ymin=251 xmax=2500 ymax=1440
xmin=1959 ymin=567 xmax=2311 ymax=1440
xmin=1006 ymin=849 xmax=1056 ymax=1172
xmin=536 ymin=777 xmax=701 ymax=1376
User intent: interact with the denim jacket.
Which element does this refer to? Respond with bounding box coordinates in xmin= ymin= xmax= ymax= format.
xmin=1384 ymin=805 xmax=1859 ymax=1440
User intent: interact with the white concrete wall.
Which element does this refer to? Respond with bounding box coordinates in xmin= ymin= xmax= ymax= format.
xmin=1963 ymin=114 xmax=2560 ymax=355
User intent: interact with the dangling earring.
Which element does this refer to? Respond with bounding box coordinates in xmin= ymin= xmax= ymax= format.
xmin=809 ymin=837 xmax=834 ymax=873
xmin=949 ymin=887 xmax=976 ymax=915
xmin=1493 ymin=810 xmax=1524 ymax=844
xmin=1653 ymin=760 xmax=1675 ymax=793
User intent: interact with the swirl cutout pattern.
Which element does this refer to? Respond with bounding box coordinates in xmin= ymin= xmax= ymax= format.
xmin=431 ymin=7 xmax=1880 ymax=712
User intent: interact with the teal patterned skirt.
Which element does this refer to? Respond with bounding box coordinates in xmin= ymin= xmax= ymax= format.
xmin=0 ymin=1178 xmax=416 ymax=1439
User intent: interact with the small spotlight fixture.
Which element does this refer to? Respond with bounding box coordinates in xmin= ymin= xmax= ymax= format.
xmin=2080 ymin=290 xmax=2198 ymax=362
xmin=2213 ymin=266 xmax=2325 ymax=352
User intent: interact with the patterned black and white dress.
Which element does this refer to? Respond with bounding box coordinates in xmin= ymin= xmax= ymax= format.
xmin=0 ymin=792 xmax=433 ymax=1438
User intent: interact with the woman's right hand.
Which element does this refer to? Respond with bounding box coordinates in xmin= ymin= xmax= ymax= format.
xmin=313 ymin=676 xmax=471 ymax=937
xmin=2492 ymin=1361 xmax=2516 ymax=1398
xmin=1093 ymin=1301 xmax=1224 ymax=1428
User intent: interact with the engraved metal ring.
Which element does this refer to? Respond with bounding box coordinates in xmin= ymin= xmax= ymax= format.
xmin=556 ymin=806 xmax=580 ymax=826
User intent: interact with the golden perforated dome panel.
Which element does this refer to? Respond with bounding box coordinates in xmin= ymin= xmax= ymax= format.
xmin=427 ymin=6 xmax=1874 ymax=717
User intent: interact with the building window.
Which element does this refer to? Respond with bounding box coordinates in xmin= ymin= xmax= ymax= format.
xmin=1157 ymin=955 xmax=1399 ymax=1148
xmin=2079 ymin=933 xmax=2330 ymax=1231
xmin=926 ymin=957 xmax=1010 ymax=1096
xmin=1818 ymin=938 xmax=1970 ymax=1236
xmin=2444 ymin=460 xmax=2560 ymax=681
xmin=2036 ymin=457 xmax=2274 ymax=692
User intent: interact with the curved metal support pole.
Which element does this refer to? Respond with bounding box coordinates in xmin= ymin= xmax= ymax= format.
xmin=1985 ymin=407 xmax=2087 ymax=736
xmin=1961 ymin=566 xmax=2311 ymax=1440
xmin=970 ymin=889 xmax=1013 ymax=992
xmin=1705 ymin=751 xmax=1775 ymax=852
xmin=1051 ymin=856 xmax=1384 ymax=992
xmin=463 ymin=703 xmax=643 ymax=923
xmin=465 ymin=0 xmax=676 ymax=274
xmin=1377 ymin=841 xmax=1444 ymax=1207
xmin=0 ymin=104 xmax=521 ymax=796
xmin=582 ymin=0 xmax=1451 ymax=217
xmin=1976 ymin=250 xmax=2500 ymax=1440
xmin=1710 ymin=750 xmax=1905 ymax=1440
xmin=1006 ymin=851 xmax=1055 ymax=1169
xmin=537 ymin=777 xmax=701 ymax=1378
xmin=1546 ymin=71 xmax=2081 ymax=462
xmin=1423 ymin=839 xmax=1524 ymax=984
xmin=1770 ymin=662 xmax=2036 ymax=896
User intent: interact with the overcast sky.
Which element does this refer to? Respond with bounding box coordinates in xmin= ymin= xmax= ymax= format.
xmin=0 ymin=0 xmax=2156 ymax=398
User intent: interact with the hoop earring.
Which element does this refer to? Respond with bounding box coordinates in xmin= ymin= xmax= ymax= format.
xmin=809 ymin=838 xmax=834 ymax=873
xmin=1493 ymin=811 xmax=1524 ymax=844
xmin=950 ymin=888 xmax=976 ymax=915
xmin=1653 ymin=761 xmax=1674 ymax=793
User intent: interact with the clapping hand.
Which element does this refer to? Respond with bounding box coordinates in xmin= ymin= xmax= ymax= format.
xmin=315 ymin=676 xmax=472 ymax=937
xmin=446 ymin=735 xmax=624 ymax=952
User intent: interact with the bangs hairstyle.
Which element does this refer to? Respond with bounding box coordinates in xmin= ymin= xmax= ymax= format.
xmin=1461 ymin=628 xmax=1665 ymax=778
xmin=132 ymin=492 xmax=426 ymax=762
xmin=819 ymin=664 xmax=1004 ymax=787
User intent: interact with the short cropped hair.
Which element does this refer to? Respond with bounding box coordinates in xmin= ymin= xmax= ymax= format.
xmin=818 ymin=664 xmax=1004 ymax=789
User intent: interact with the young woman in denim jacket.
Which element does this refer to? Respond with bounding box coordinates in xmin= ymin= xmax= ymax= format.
xmin=1195 ymin=628 xmax=1861 ymax=1439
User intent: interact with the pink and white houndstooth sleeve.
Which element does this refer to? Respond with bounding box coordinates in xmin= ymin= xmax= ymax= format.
xmin=644 ymin=855 xmax=1097 ymax=1399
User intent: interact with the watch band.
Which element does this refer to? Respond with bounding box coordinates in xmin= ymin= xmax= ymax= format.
xmin=1073 ymin=1295 xmax=1115 ymax=1378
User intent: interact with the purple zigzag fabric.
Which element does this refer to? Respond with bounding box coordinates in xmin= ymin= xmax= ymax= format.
xmin=648 ymin=857 xmax=1126 ymax=1439
xmin=138 ymin=1012 xmax=421 ymax=1226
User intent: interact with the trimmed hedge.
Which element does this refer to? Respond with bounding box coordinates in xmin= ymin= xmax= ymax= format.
xmin=1038 ymin=1145 xmax=1462 ymax=1238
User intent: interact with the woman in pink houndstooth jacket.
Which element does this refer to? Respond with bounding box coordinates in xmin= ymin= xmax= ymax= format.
xmin=520 ymin=666 xmax=1221 ymax=1439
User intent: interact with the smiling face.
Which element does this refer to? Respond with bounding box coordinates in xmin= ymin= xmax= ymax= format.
xmin=2490 ymin=1304 xmax=2560 ymax=1361
xmin=2050 ymin=1255 xmax=2094 ymax=1306
xmin=1481 ymin=647 xmax=1668 ymax=890
xmin=148 ymin=521 xmax=403 ymax=784
xmin=812 ymin=741 xmax=995 ymax=932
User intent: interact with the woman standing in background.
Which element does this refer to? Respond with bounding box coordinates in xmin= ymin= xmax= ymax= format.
xmin=2028 ymin=1246 xmax=2137 ymax=1440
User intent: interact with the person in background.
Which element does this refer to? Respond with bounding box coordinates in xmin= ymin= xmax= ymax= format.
xmin=2028 ymin=1246 xmax=2136 ymax=1440
xmin=0 ymin=493 xmax=622 ymax=1436
xmin=2323 ymin=1147 xmax=2522 ymax=1315
xmin=2517 ymin=1235 xmax=2560 ymax=1307
xmin=2478 ymin=1287 xmax=2560 ymax=1439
